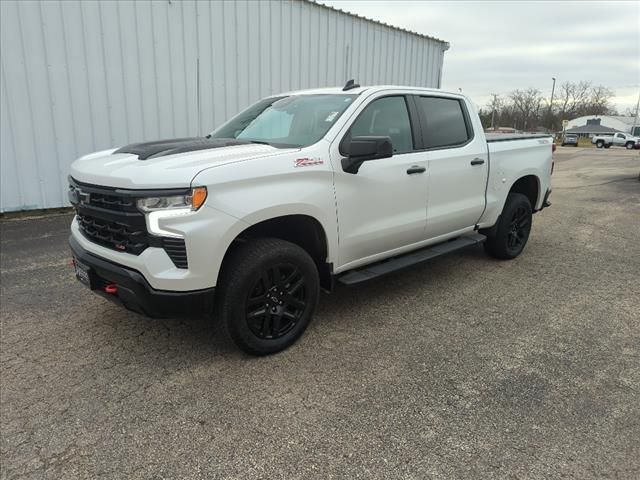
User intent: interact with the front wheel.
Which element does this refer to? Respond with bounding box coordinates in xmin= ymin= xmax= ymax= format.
xmin=483 ymin=193 xmax=532 ymax=260
xmin=215 ymin=238 xmax=320 ymax=355
xmin=626 ymin=142 xmax=635 ymax=150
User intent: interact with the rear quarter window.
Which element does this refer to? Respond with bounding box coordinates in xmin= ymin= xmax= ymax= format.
xmin=416 ymin=96 xmax=471 ymax=149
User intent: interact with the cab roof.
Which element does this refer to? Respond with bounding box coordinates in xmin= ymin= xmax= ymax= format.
xmin=278 ymin=85 xmax=457 ymax=97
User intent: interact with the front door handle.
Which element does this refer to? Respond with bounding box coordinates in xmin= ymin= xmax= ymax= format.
xmin=406 ymin=165 xmax=426 ymax=175
xmin=471 ymin=158 xmax=485 ymax=166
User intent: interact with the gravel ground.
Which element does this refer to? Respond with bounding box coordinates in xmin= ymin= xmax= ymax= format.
xmin=1 ymin=148 xmax=639 ymax=479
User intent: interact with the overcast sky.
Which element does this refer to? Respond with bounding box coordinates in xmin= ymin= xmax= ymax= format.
xmin=321 ymin=1 xmax=640 ymax=113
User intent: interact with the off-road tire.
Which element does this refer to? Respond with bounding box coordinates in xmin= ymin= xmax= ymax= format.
xmin=215 ymin=238 xmax=320 ymax=355
xmin=484 ymin=193 xmax=532 ymax=260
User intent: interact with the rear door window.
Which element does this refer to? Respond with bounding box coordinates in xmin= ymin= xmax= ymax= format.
xmin=415 ymin=96 xmax=471 ymax=149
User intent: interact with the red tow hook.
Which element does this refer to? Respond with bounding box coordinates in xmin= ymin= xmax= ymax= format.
xmin=104 ymin=284 xmax=118 ymax=295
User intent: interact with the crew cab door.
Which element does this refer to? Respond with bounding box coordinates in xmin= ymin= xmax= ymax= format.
xmin=413 ymin=94 xmax=489 ymax=238
xmin=330 ymin=94 xmax=428 ymax=269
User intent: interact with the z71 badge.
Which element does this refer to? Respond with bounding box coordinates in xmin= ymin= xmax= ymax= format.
xmin=294 ymin=157 xmax=324 ymax=168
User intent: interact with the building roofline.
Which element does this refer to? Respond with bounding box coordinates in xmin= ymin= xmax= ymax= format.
xmin=569 ymin=114 xmax=634 ymax=123
xmin=310 ymin=0 xmax=450 ymax=49
xmin=565 ymin=125 xmax=622 ymax=134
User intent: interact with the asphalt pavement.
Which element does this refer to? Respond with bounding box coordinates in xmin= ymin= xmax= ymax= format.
xmin=1 ymin=148 xmax=639 ymax=479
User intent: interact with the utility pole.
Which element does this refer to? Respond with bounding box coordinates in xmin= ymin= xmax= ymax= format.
xmin=489 ymin=93 xmax=501 ymax=130
xmin=634 ymin=90 xmax=640 ymax=135
xmin=549 ymin=77 xmax=556 ymax=132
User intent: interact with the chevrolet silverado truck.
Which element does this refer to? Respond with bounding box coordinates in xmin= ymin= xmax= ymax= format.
xmin=68 ymin=82 xmax=553 ymax=355
xmin=592 ymin=132 xmax=640 ymax=149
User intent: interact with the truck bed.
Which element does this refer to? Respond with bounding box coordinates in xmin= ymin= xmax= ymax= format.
xmin=477 ymin=133 xmax=554 ymax=229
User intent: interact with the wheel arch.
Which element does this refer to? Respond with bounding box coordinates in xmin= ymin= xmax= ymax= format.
xmin=509 ymin=174 xmax=540 ymax=210
xmin=219 ymin=214 xmax=333 ymax=291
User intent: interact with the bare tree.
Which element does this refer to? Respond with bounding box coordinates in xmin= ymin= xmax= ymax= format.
xmin=557 ymin=81 xmax=592 ymax=119
xmin=586 ymin=85 xmax=615 ymax=115
xmin=510 ymin=88 xmax=544 ymax=130
xmin=482 ymin=81 xmax=618 ymax=132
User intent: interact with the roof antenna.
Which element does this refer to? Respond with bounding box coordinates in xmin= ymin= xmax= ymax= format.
xmin=343 ymin=79 xmax=360 ymax=91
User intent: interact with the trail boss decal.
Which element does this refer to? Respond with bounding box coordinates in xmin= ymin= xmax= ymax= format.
xmin=294 ymin=157 xmax=324 ymax=168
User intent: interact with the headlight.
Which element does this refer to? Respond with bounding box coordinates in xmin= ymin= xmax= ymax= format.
xmin=137 ymin=187 xmax=207 ymax=212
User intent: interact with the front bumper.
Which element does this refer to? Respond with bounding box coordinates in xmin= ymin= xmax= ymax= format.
xmin=70 ymin=235 xmax=214 ymax=318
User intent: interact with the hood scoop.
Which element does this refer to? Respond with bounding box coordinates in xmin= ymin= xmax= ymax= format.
xmin=113 ymin=137 xmax=261 ymax=160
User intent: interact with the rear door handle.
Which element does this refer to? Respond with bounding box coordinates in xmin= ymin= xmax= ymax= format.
xmin=406 ymin=166 xmax=426 ymax=175
xmin=471 ymin=158 xmax=485 ymax=166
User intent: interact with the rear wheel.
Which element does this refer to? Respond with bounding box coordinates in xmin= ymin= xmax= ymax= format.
xmin=484 ymin=193 xmax=532 ymax=260
xmin=215 ymin=238 xmax=319 ymax=355
xmin=596 ymin=140 xmax=604 ymax=148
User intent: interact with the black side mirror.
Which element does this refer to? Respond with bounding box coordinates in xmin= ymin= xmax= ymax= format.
xmin=341 ymin=136 xmax=393 ymax=174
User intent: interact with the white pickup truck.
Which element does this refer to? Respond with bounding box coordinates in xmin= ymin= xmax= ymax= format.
xmin=592 ymin=132 xmax=640 ymax=149
xmin=69 ymin=83 xmax=553 ymax=355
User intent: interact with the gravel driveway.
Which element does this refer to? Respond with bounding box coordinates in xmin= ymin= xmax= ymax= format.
xmin=1 ymin=148 xmax=639 ymax=479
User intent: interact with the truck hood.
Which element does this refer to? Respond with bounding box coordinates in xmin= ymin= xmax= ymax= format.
xmin=70 ymin=139 xmax=296 ymax=189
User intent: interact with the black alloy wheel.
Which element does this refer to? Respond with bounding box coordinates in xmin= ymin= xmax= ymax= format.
xmin=246 ymin=263 xmax=307 ymax=340
xmin=506 ymin=205 xmax=531 ymax=253
xmin=215 ymin=238 xmax=320 ymax=355
xmin=483 ymin=192 xmax=533 ymax=260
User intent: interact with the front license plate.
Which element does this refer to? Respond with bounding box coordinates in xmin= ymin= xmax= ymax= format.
xmin=74 ymin=258 xmax=91 ymax=288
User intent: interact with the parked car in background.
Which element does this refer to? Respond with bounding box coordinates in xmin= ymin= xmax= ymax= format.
xmin=592 ymin=132 xmax=640 ymax=149
xmin=561 ymin=134 xmax=579 ymax=147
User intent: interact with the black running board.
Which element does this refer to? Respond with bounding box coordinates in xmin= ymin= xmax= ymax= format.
xmin=337 ymin=234 xmax=486 ymax=285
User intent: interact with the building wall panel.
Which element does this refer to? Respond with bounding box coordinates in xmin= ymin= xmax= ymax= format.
xmin=0 ymin=0 xmax=447 ymax=211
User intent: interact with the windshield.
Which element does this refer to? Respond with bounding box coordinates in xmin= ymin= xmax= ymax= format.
xmin=210 ymin=94 xmax=357 ymax=148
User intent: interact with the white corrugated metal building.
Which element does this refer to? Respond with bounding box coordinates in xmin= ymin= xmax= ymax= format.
xmin=566 ymin=115 xmax=637 ymax=135
xmin=0 ymin=0 xmax=449 ymax=212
